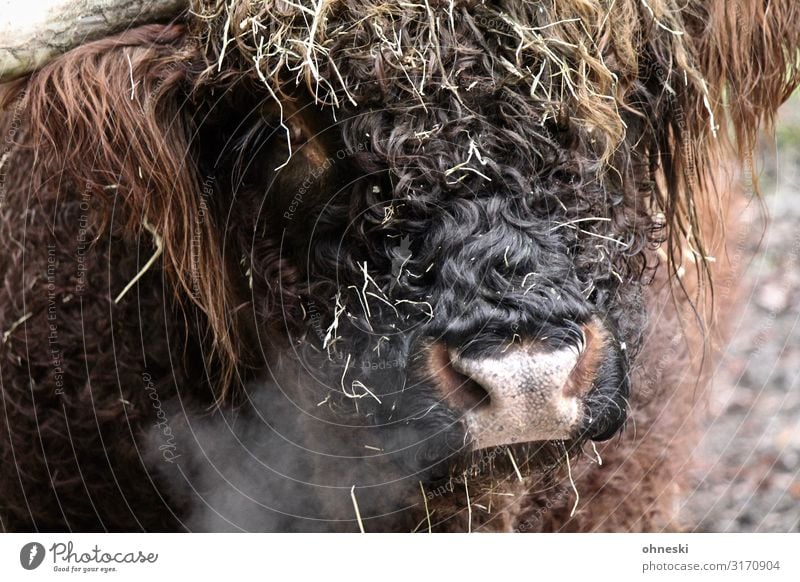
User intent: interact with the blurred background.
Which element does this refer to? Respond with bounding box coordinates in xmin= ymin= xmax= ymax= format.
xmin=682 ymin=91 xmax=800 ymax=532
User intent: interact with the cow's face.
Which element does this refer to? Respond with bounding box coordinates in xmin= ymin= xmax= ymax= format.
xmin=200 ymin=64 xmax=650 ymax=512
xmin=157 ymin=0 xmax=712 ymax=529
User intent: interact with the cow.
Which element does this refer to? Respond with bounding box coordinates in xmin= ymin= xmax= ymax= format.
xmin=0 ymin=0 xmax=798 ymax=532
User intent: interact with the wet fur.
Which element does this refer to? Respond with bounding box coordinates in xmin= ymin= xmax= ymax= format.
xmin=0 ymin=1 xmax=797 ymax=531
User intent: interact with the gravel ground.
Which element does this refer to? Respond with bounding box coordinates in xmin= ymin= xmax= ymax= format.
xmin=682 ymin=94 xmax=800 ymax=532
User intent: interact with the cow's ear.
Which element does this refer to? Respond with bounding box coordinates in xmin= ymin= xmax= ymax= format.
xmin=689 ymin=0 xmax=800 ymax=153
xmin=3 ymin=23 xmax=238 ymax=392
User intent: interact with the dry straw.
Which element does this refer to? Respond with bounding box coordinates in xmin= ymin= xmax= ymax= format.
xmin=188 ymin=0 xmax=800 ymax=293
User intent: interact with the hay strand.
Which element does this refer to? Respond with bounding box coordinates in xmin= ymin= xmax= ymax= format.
xmin=114 ymin=220 xmax=163 ymax=304
xmin=420 ymin=481 xmax=432 ymax=533
xmin=350 ymin=485 xmax=365 ymax=533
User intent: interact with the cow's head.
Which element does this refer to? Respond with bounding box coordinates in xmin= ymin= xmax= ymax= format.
xmin=4 ymin=0 xmax=797 ymax=530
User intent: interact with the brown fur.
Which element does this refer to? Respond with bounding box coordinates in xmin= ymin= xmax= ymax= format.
xmin=0 ymin=1 xmax=797 ymax=531
xmin=1 ymin=25 xmax=240 ymax=393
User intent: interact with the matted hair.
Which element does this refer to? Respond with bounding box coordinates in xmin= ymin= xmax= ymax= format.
xmin=2 ymin=1 xmax=798 ymax=397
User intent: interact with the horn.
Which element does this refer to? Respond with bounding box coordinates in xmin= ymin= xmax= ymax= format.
xmin=0 ymin=0 xmax=188 ymax=82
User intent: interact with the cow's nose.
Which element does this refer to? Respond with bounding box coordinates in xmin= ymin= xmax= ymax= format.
xmin=426 ymin=324 xmax=620 ymax=450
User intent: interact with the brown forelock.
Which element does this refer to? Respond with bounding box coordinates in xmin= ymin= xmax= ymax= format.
xmin=0 ymin=24 xmax=239 ymax=396
xmin=188 ymin=0 xmax=800 ymax=312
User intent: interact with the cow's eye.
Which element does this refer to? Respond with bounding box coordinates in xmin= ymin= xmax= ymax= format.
xmin=288 ymin=120 xmax=305 ymax=147
xmin=266 ymin=117 xmax=308 ymax=149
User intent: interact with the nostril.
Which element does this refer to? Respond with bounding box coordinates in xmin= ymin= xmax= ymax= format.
xmin=443 ymin=368 xmax=491 ymax=412
xmin=422 ymin=320 xmax=629 ymax=449
xmin=426 ymin=343 xmax=491 ymax=413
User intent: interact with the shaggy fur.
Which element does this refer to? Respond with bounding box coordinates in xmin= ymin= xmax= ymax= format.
xmin=0 ymin=0 xmax=797 ymax=531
